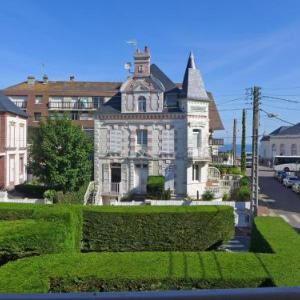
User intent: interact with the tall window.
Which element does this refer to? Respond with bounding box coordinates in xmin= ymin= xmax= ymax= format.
xmin=192 ymin=164 xmax=201 ymax=181
xmin=291 ymin=144 xmax=297 ymax=156
xmin=280 ymin=144 xmax=285 ymax=155
xmin=9 ymin=122 xmax=15 ymax=148
xmin=138 ymin=96 xmax=146 ymax=112
xmin=137 ymin=129 xmax=147 ymax=146
xmin=192 ymin=129 xmax=201 ymax=148
xmin=272 ymin=144 xmax=276 ymax=155
xmin=19 ymin=155 xmax=24 ymax=176
xmin=138 ymin=65 xmax=143 ymax=73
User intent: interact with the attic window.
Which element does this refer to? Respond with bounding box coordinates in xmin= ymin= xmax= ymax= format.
xmin=138 ymin=96 xmax=146 ymax=112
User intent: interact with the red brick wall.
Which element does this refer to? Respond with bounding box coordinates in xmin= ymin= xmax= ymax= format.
xmin=0 ymin=113 xmax=6 ymax=153
xmin=0 ymin=156 xmax=4 ymax=189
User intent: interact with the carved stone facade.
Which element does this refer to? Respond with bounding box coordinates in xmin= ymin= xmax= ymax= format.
xmin=94 ymin=47 xmax=215 ymax=203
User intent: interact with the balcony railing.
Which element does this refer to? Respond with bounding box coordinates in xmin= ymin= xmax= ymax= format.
xmin=187 ymin=147 xmax=211 ymax=160
xmin=210 ymin=138 xmax=224 ymax=146
xmin=12 ymin=100 xmax=27 ymax=109
xmin=102 ymin=182 xmax=121 ymax=196
xmin=48 ymin=101 xmax=97 ymax=110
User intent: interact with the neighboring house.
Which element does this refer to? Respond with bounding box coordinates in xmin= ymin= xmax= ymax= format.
xmin=260 ymin=124 xmax=300 ymax=160
xmin=0 ymin=94 xmax=28 ymax=190
xmin=3 ymin=64 xmax=223 ymax=140
xmin=94 ymin=47 xmax=223 ymax=203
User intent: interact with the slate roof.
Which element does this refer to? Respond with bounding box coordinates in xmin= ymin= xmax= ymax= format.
xmin=276 ymin=123 xmax=300 ymax=136
xmin=0 ymin=92 xmax=27 ymax=118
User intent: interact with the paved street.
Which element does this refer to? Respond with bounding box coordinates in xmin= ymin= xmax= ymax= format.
xmin=258 ymin=166 xmax=300 ymax=232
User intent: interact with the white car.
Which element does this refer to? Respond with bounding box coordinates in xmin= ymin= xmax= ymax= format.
xmin=283 ymin=176 xmax=300 ymax=188
xmin=292 ymin=183 xmax=300 ymax=194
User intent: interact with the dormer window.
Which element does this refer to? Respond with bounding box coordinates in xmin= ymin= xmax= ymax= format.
xmin=138 ymin=65 xmax=143 ymax=73
xmin=138 ymin=96 xmax=147 ymax=112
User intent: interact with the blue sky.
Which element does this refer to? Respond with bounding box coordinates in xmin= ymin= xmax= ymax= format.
xmin=1 ymin=0 xmax=300 ymax=143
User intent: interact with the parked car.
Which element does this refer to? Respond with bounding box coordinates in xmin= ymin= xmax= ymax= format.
xmin=277 ymin=171 xmax=288 ymax=183
xmin=292 ymin=182 xmax=300 ymax=194
xmin=283 ymin=176 xmax=300 ymax=188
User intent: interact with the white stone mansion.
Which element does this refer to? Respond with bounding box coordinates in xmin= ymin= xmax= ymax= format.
xmin=94 ymin=47 xmax=223 ymax=203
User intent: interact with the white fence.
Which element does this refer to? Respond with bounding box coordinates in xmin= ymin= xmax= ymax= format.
xmin=110 ymin=199 xmax=251 ymax=227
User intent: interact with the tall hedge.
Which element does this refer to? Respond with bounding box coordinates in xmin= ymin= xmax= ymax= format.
xmin=0 ymin=204 xmax=82 ymax=264
xmin=82 ymin=206 xmax=234 ymax=252
xmin=146 ymin=176 xmax=165 ymax=199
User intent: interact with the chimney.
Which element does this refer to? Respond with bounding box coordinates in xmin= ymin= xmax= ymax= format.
xmin=133 ymin=46 xmax=151 ymax=78
xmin=42 ymin=75 xmax=48 ymax=84
xmin=27 ymin=76 xmax=35 ymax=85
xmin=70 ymin=75 xmax=75 ymax=81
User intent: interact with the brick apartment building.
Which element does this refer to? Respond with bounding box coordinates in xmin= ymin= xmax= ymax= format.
xmin=3 ymin=70 xmax=223 ymax=139
xmin=0 ymin=94 xmax=27 ymax=190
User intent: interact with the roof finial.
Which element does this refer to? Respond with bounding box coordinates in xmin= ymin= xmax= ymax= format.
xmin=188 ymin=51 xmax=196 ymax=69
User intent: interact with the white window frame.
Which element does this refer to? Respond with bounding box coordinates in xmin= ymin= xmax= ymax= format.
xmin=137 ymin=129 xmax=147 ymax=146
xmin=138 ymin=96 xmax=147 ymax=112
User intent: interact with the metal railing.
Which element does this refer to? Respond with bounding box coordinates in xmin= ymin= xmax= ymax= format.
xmin=12 ymin=100 xmax=27 ymax=109
xmin=209 ymin=138 xmax=224 ymax=146
xmin=48 ymin=101 xmax=96 ymax=110
xmin=187 ymin=147 xmax=211 ymax=160
xmin=111 ymin=182 xmax=120 ymax=194
xmin=83 ymin=181 xmax=95 ymax=205
xmin=2 ymin=287 xmax=300 ymax=299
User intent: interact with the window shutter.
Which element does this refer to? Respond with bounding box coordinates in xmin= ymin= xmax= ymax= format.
xmin=110 ymin=130 xmax=122 ymax=153
xmin=162 ymin=130 xmax=174 ymax=153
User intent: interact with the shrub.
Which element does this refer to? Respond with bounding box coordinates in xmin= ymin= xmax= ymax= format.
xmin=161 ymin=188 xmax=171 ymax=200
xmin=202 ymin=190 xmax=215 ymax=200
xmin=55 ymin=183 xmax=88 ymax=205
xmin=146 ymin=176 xmax=165 ymax=199
xmin=240 ymin=176 xmax=250 ymax=186
xmin=82 ymin=206 xmax=234 ymax=252
xmin=43 ymin=189 xmax=57 ymax=202
xmin=237 ymin=186 xmax=251 ymax=201
xmin=222 ymin=193 xmax=229 ymax=201
xmin=14 ymin=184 xmax=48 ymax=198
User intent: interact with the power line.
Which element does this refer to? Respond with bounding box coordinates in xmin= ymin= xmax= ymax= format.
xmin=260 ymin=108 xmax=296 ymax=125
xmin=263 ymin=95 xmax=300 ymax=104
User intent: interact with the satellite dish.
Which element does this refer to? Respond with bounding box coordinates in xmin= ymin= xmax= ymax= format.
xmin=124 ymin=62 xmax=132 ymax=70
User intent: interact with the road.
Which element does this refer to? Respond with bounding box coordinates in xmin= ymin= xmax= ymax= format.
xmin=258 ymin=166 xmax=300 ymax=232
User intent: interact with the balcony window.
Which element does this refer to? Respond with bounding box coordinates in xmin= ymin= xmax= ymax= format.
xmin=192 ymin=129 xmax=201 ymax=148
xmin=137 ymin=129 xmax=147 ymax=146
xmin=35 ymin=96 xmax=43 ymax=104
xmin=138 ymin=96 xmax=146 ymax=112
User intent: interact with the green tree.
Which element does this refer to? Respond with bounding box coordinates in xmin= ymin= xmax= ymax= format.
xmin=29 ymin=117 xmax=93 ymax=192
xmin=241 ymin=109 xmax=246 ymax=174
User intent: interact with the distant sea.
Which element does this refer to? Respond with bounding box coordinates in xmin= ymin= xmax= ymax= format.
xmin=220 ymin=144 xmax=252 ymax=157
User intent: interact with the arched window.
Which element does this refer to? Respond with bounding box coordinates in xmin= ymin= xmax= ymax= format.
xmin=280 ymin=144 xmax=285 ymax=155
xmin=138 ymin=65 xmax=143 ymax=73
xmin=138 ymin=96 xmax=146 ymax=112
xmin=291 ymin=144 xmax=297 ymax=155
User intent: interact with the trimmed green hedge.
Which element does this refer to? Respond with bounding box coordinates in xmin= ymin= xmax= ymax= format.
xmin=82 ymin=206 xmax=234 ymax=252
xmin=0 ymin=252 xmax=273 ymax=293
xmin=147 ymin=176 xmax=165 ymax=199
xmin=0 ymin=207 xmax=300 ymax=292
xmin=14 ymin=184 xmax=48 ymax=198
xmin=0 ymin=204 xmax=82 ymax=264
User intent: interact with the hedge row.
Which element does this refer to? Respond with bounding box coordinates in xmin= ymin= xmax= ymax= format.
xmin=0 ymin=204 xmax=82 ymax=264
xmin=0 ymin=215 xmax=299 ymax=292
xmin=14 ymin=184 xmax=48 ymax=198
xmin=0 ymin=252 xmax=273 ymax=293
xmin=82 ymin=206 xmax=234 ymax=252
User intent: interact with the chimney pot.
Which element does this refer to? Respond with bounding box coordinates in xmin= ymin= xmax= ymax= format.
xmin=42 ymin=75 xmax=48 ymax=84
xmin=27 ymin=76 xmax=35 ymax=85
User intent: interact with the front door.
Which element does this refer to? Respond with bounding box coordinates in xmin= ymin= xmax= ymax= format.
xmin=134 ymin=164 xmax=148 ymax=193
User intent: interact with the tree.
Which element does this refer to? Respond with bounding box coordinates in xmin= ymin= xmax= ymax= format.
xmin=241 ymin=109 xmax=246 ymax=174
xmin=29 ymin=117 xmax=93 ymax=192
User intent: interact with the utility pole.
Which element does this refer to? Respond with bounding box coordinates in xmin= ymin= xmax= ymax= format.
xmin=232 ymin=118 xmax=237 ymax=166
xmin=251 ymin=86 xmax=261 ymax=217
